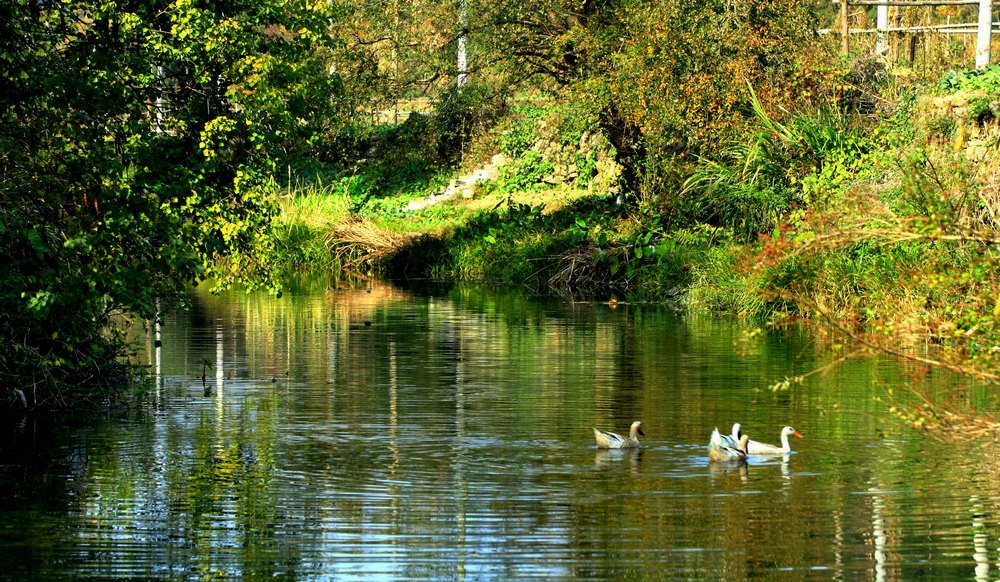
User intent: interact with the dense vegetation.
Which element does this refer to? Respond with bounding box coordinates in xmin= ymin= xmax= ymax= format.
xmin=4 ymin=0 xmax=1000 ymax=430
xmin=0 ymin=0 xmax=341 ymax=407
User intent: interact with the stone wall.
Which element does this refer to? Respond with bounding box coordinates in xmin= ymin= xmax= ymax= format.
xmin=916 ymin=91 xmax=1000 ymax=161
xmin=528 ymin=119 xmax=623 ymax=197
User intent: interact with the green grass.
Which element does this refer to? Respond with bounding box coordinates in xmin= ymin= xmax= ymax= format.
xmin=271 ymin=178 xmax=352 ymax=272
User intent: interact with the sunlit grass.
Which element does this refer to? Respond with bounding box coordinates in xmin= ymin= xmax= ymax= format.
xmin=270 ymin=178 xmax=353 ymax=271
xmin=278 ymin=177 xmax=352 ymax=228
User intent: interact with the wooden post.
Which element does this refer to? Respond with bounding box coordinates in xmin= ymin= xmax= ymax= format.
xmin=906 ymin=34 xmax=917 ymax=64
xmin=975 ymin=0 xmax=992 ymax=68
xmin=842 ymin=0 xmax=850 ymax=55
xmin=877 ymin=2 xmax=890 ymax=55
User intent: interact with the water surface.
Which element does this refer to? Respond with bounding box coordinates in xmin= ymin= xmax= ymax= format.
xmin=1 ymin=279 xmax=997 ymax=580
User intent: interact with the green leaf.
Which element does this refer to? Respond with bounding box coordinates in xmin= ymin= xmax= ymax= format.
xmin=25 ymin=228 xmax=45 ymax=256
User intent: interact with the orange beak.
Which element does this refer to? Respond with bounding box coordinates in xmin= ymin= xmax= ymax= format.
xmin=793 ymin=431 xmax=803 ymax=438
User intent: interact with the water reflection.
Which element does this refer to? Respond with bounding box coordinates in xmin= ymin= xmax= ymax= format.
xmin=0 ymin=280 xmax=999 ymax=579
xmin=870 ymin=484 xmax=888 ymax=582
xmin=708 ymin=459 xmax=749 ymax=484
xmin=972 ymin=495 xmax=989 ymax=582
xmin=593 ymin=448 xmax=643 ymax=472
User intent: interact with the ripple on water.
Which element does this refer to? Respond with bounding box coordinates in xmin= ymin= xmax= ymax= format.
xmin=7 ymin=287 xmax=1000 ymax=579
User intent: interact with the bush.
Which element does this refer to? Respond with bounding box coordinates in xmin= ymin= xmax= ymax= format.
xmin=495 ymin=150 xmax=555 ymax=191
xmin=500 ymin=105 xmax=548 ymax=158
xmin=679 ymin=87 xmax=875 ymax=239
xmin=430 ymin=84 xmax=506 ymax=164
xmin=939 ymin=65 xmax=1000 ymax=94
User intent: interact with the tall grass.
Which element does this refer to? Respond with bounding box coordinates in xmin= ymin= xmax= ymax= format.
xmin=271 ymin=178 xmax=353 ymax=271
xmin=685 ymin=245 xmax=773 ymax=317
xmin=680 ymin=84 xmax=872 ymax=240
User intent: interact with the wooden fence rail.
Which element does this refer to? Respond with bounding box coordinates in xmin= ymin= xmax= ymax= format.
xmin=838 ymin=0 xmax=994 ymax=67
xmin=850 ymin=0 xmax=978 ymax=5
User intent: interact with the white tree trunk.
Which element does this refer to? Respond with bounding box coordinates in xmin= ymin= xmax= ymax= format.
xmin=457 ymin=0 xmax=468 ymax=88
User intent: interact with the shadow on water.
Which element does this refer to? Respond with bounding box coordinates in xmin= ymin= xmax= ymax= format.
xmin=0 ymin=278 xmax=999 ymax=579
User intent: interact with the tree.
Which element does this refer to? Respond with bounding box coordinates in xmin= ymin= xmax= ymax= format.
xmin=483 ymin=0 xmax=829 ymax=200
xmin=0 ymin=0 xmax=340 ymax=409
xmin=330 ymin=0 xmax=469 ymax=122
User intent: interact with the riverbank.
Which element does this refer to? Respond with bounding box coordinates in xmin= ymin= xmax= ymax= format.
xmin=274 ymin=68 xmax=1000 ymax=434
xmin=11 ymin=0 xmax=993 ymax=414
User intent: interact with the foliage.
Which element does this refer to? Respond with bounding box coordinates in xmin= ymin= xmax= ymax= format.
xmin=494 ymin=151 xmax=556 ymax=191
xmin=925 ymin=115 xmax=958 ymax=141
xmin=679 ymin=86 xmax=875 ymax=240
xmin=486 ymin=0 xmax=835 ymax=201
xmin=430 ymin=84 xmax=506 ymax=164
xmin=939 ymin=65 xmax=1000 ymax=94
xmin=330 ymin=0 xmax=470 ymax=113
xmin=0 ymin=0 xmax=339 ymax=408
xmin=755 ymin=148 xmax=1000 ymax=395
xmin=321 ymin=83 xmax=508 ymax=220
xmin=687 ymin=245 xmax=771 ymax=316
xmin=500 ymin=105 xmax=548 ymax=158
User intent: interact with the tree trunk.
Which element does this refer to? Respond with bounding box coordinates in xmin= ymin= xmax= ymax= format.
xmin=458 ymin=0 xmax=469 ymax=87
xmin=600 ymin=103 xmax=644 ymax=204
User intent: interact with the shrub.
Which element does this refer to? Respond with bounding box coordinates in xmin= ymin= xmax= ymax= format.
xmin=680 ymin=86 xmax=875 ymax=239
xmin=500 ymin=105 xmax=548 ymax=158
xmin=494 ymin=150 xmax=555 ymax=192
xmin=939 ymin=65 xmax=1000 ymax=94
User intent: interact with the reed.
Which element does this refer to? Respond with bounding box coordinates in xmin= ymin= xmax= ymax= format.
xmin=271 ymin=178 xmax=353 ymax=271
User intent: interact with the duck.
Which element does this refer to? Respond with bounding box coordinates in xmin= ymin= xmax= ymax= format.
xmin=593 ymin=420 xmax=644 ymax=449
xmin=732 ymin=423 xmax=802 ymax=455
xmin=709 ymin=427 xmax=749 ymax=461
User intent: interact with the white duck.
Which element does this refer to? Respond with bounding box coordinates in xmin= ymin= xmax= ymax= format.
xmin=732 ymin=423 xmax=802 ymax=455
xmin=708 ymin=427 xmax=749 ymax=461
xmin=593 ymin=421 xmax=644 ymax=449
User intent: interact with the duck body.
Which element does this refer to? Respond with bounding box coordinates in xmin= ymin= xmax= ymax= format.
xmin=708 ymin=427 xmax=749 ymax=461
xmin=593 ymin=420 xmax=644 ymax=449
xmin=731 ymin=424 xmax=802 ymax=455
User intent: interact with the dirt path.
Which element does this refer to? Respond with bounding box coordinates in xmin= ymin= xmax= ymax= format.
xmin=406 ymin=154 xmax=507 ymax=211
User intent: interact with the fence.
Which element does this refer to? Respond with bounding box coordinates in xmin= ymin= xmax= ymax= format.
xmin=836 ymin=0 xmax=995 ymax=68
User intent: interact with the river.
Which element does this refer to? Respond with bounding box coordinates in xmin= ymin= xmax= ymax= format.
xmin=0 ymin=277 xmax=997 ymax=580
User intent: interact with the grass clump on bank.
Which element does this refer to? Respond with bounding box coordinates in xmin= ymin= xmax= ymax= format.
xmin=272 ymin=179 xmax=352 ymax=273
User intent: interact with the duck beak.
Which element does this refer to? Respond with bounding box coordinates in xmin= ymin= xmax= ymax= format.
xmin=638 ymin=427 xmax=646 ymax=436
xmin=793 ymin=431 xmax=803 ymax=438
